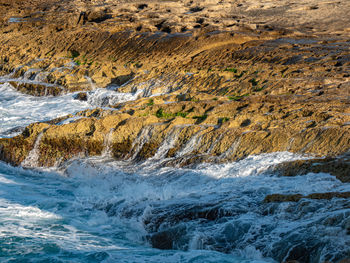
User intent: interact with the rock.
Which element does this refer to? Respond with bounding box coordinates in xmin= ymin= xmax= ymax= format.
xmin=0 ymin=94 xmax=349 ymax=167
xmin=0 ymin=0 xmax=349 ymax=171
xmin=109 ymin=73 xmax=134 ymax=87
xmin=264 ymin=192 xmax=350 ymax=203
xmin=86 ymin=10 xmax=111 ymax=23
xmin=270 ymin=155 xmax=350 ymax=183
xmin=9 ymin=82 xmax=63 ymax=96
xmin=264 ymin=194 xmax=303 ymax=203
xmin=149 ymin=231 xmax=174 ymax=250
xmin=74 ymin=92 xmax=88 ymax=101
xmin=148 ymin=226 xmax=187 ymax=250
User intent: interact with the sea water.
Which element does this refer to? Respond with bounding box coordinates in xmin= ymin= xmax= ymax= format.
xmin=0 ymin=82 xmax=142 ymax=137
xmin=0 ymin=83 xmax=349 ymax=262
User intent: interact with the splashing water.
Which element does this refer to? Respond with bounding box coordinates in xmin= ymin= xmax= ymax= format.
xmin=1 ymin=152 xmax=350 ymax=262
xmin=0 ymin=157 xmax=276 ymax=263
xmin=0 ymin=83 xmax=142 ymax=137
xmin=0 ymin=79 xmax=349 ymax=262
xmin=21 ymin=132 xmax=44 ymax=168
xmin=0 ymin=83 xmax=88 ymax=137
xmin=101 ymin=128 xmax=115 ymax=157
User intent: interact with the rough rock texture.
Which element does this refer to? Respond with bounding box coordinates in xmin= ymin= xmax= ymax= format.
xmin=0 ymin=3 xmax=349 ymax=261
xmin=0 ymin=0 xmax=349 ymax=169
xmin=1 ymin=94 xmax=349 ymax=168
xmin=270 ymin=154 xmax=350 ymax=183
xmin=264 ymin=192 xmax=350 ymax=203
xmin=1 ymin=0 xmax=350 ymax=95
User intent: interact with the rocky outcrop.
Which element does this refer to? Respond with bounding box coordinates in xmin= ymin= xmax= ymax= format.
xmin=0 ymin=0 xmax=349 ymax=168
xmin=1 ymin=0 xmax=350 ymax=98
xmin=0 ymin=2 xmax=350 ymax=263
xmin=8 ymin=81 xmax=63 ymax=96
xmin=1 ymin=92 xmax=348 ymax=167
xmin=264 ymin=192 xmax=350 ymax=203
xmin=269 ymin=155 xmax=350 ymax=183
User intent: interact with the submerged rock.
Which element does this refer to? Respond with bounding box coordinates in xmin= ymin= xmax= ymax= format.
xmin=264 ymin=192 xmax=350 ymax=203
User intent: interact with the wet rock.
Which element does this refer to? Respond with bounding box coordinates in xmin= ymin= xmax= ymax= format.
xmin=1 ymin=126 xmax=25 ymax=136
xmin=148 ymin=226 xmax=187 ymax=250
xmin=271 ymin=155 xmax=350 ymax=183
xmin=142 ymin=199 xmax=240 ymax=240
xmin=74 ymin=92 xmax=88 ymax=101
xmin=0 ymin=123 xmax=49 ymax=166
xmin=264 ymin=194 xmax=303 ymax=203
xmin=264 ymin=192 xmax=350 ymax=203
xmin=284 ymin=244 xmax=312 ymax=262
xmin=109 ymin=73 xmax=134 ymax=86
xmin=9 ymin=81 xmax=63 ymax=96
xmin=0 ymin=94 xmax=349 ymax=167
xmin=0 ymin=0 xmax=349 ymax=170
xmin=271 ymin=238 xmax=324 ymax=263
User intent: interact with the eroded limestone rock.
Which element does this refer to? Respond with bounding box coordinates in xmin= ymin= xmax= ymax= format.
xmin=1 ymin=94 xmax=348 ymax=167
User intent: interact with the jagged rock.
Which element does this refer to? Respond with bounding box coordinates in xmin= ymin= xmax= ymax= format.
xmin=110 ymin=73 xmax=134 ymax=86
xmin=0 ymin=95 xmax=348 ymax=167
xmin=9 ymin=81 xmax=63 ymax=96
xmin=148 ymin=228 xmax=186 ymax=250
xmin=0 ymin=123 xmax=49 ymax=166
xmin=264 ymin=194 xmax=303 ymax=203
xmin=0 ymin=0 xmax=349 ymax=171
xmin=270 ymin=155 xmax=350 ymax=183
xmin=264 ymin=192 xmax=350 ymax=203
xmin=74 ymin=92 xmax=88 ymax=101
xmin=86 ymin=10 xmax=112 ymax=23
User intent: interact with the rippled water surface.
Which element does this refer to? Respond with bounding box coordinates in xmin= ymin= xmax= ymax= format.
xmin=0 ymin=83 xmax=349 ymax=262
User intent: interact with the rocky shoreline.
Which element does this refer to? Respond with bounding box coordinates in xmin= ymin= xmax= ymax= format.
xmin=0 ymin=0 xmax=350 ymax=210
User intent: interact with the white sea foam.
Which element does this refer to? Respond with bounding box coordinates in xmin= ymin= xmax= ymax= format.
xmin=86 ymin=87 xmax=143 ymax=107
xmin=0 ymin=159 xmax=270 ymax=262
xmin=57 ymin=153 xmax=350 ymax=262
xmin=0 ymin=83 xmax=89 ymax=137
xmin=21 ymin=132 xmax=44 ymax=168
xmin=0 ymin=82 xmax=143 ymax=138
xmin=1 ymin=149 xmax=350 ymax=262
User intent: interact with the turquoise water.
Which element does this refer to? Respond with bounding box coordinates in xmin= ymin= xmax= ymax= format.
xmin=0 ymin=83 xmax=350 ymax=262
xmin=0 ymin=159 xmax=272 ymax=263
